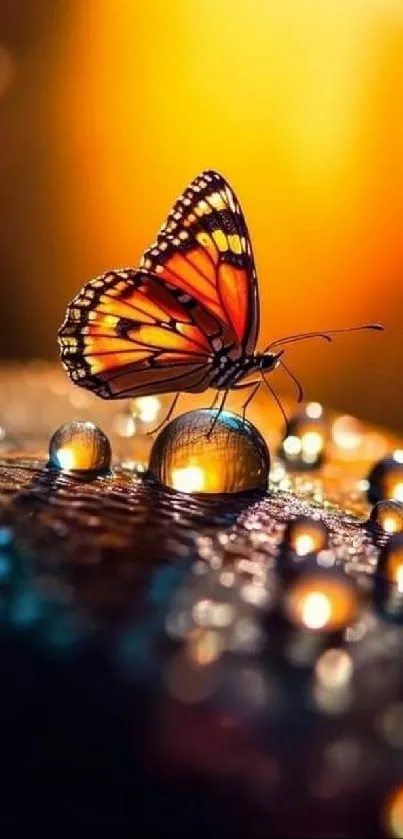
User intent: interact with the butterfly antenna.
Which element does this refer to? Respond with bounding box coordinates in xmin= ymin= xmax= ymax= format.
xmin=264 ymin=323 xmax=383 ymax=352
xmin=279 ymin=359 xmax=304 ymax=403
xmin=261 ymin=374 xmax=290 ymax=438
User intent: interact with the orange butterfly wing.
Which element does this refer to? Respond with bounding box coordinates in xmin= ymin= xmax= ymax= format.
xmin=59 ymin=171 xmax=259 ymax=399
xmin=141 ymin=170 xmax=259 ymax=355
xmin=59 ymin=269 xmax=222 ymax=398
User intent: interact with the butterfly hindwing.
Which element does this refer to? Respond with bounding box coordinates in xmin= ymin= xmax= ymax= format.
xmin=141 ymin=170 xmax=259 ymax=355
xmin=58 ymin=269 xmax=220 ymax=398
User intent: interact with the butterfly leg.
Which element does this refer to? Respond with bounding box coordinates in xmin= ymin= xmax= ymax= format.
xmin=241 ymin=380 xmax=261 ymax=421
xmin=231 ymin=379 xmax=261 ymax=421
xmin=147 ymin=392 xmax=180 ymax=436
xmin=207 ymin=389 xmax=229 ymax=438
xmin=209 ymin=391 xmax=221 ymax=411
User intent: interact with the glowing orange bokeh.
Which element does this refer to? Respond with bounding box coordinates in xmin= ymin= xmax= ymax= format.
xmin=8 ymin=0 xmax=403 ymax=427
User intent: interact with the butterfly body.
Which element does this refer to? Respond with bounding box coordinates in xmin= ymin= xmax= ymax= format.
xmin=59 ymin=169 xmax=382 ymax=426
xmin=209 ymin=351 xmax=281 ymax=390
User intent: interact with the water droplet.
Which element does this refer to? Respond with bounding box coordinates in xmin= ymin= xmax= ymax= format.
xmin=48 ymin=421 xmax=111 ymax=473
xmin=149 ymin=409 xmax=270 ymax=494
xmin=368 ymin=500 xmax=403 ymax=540
xmin=367 ymin=456 xmax=403 ymax=504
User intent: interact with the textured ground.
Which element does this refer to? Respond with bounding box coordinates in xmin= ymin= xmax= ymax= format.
xmin=0 ymin=364 xmax=401 ymax=837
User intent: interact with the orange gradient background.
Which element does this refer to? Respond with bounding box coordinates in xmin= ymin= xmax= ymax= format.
xmin=0 ymin=0 xmax=402 ymax=429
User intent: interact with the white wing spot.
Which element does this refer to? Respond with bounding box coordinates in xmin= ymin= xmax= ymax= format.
xmin=225 ymin=187 xmax=237 ymax=212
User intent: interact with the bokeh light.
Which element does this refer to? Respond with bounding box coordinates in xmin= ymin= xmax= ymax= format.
xmin=385 ymin=785 xmax=403 ymax=838
xmin=377 ymin=535 xmax=403 ymax=588
xmin=315 ymin=648 xmax=353 ymax=690
xmin=285 ymin=573 xmax=359 ymax=633
xmin=369 ymin=500 xmax=403 ymax=536
xmin=279 ymin=412 xmax=327 ymax=469
xmin=282 ymin=516 xmax=329 ymax=558
xmin=131 ymin=396 xmax=161 ymax=426
xmin=332 ymin=415 xmax=363 ymax=452
xmin=305 ymin=402 xmax=323 ymax=420
xmin=0 ymin=1 xmax=401 ymax=431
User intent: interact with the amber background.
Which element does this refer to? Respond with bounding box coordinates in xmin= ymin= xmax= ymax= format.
xmin=0 ymin=0 xmax=402 ymax=429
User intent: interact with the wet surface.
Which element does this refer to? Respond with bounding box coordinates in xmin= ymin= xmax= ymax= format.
xmin=0 ymin=366 xmax=402 ymax=836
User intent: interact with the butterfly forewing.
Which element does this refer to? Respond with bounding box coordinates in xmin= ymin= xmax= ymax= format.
xmin=141 ymin=170 xmax=259 ymax=354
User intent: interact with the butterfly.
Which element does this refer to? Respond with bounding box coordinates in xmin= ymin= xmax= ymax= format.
xmin=59 ymin=170 xmax=382 ymax=433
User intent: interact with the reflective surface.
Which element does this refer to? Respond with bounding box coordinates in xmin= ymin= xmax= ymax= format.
xmin=377 ymin=535 xmax=403 ymax=585
xmin=0 ymin=364 xmax=403 ymax=835
xmin=149 ymin=409 xmax=270 ymax=494
xmin=369 ymin=500 xmax=403 ymax=538
xmin=48 ymin=421 xmax=111 ymax=473
xmin=367 ymin=453 xmax=403 ymax=504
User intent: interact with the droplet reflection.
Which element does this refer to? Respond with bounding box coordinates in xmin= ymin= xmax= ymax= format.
xmin=48 ymin=421 xmax=112 ymax=473
xmin=149 ymin=409 xmax=270 ymax=494
xmin=367 ymin=454 xmax=403 ymax=504
xmin=369 ymin=500 xmax=403 ymax=539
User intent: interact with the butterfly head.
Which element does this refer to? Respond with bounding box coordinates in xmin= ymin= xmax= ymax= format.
xmin=258 ymin=350 xmax=284 ymax=373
